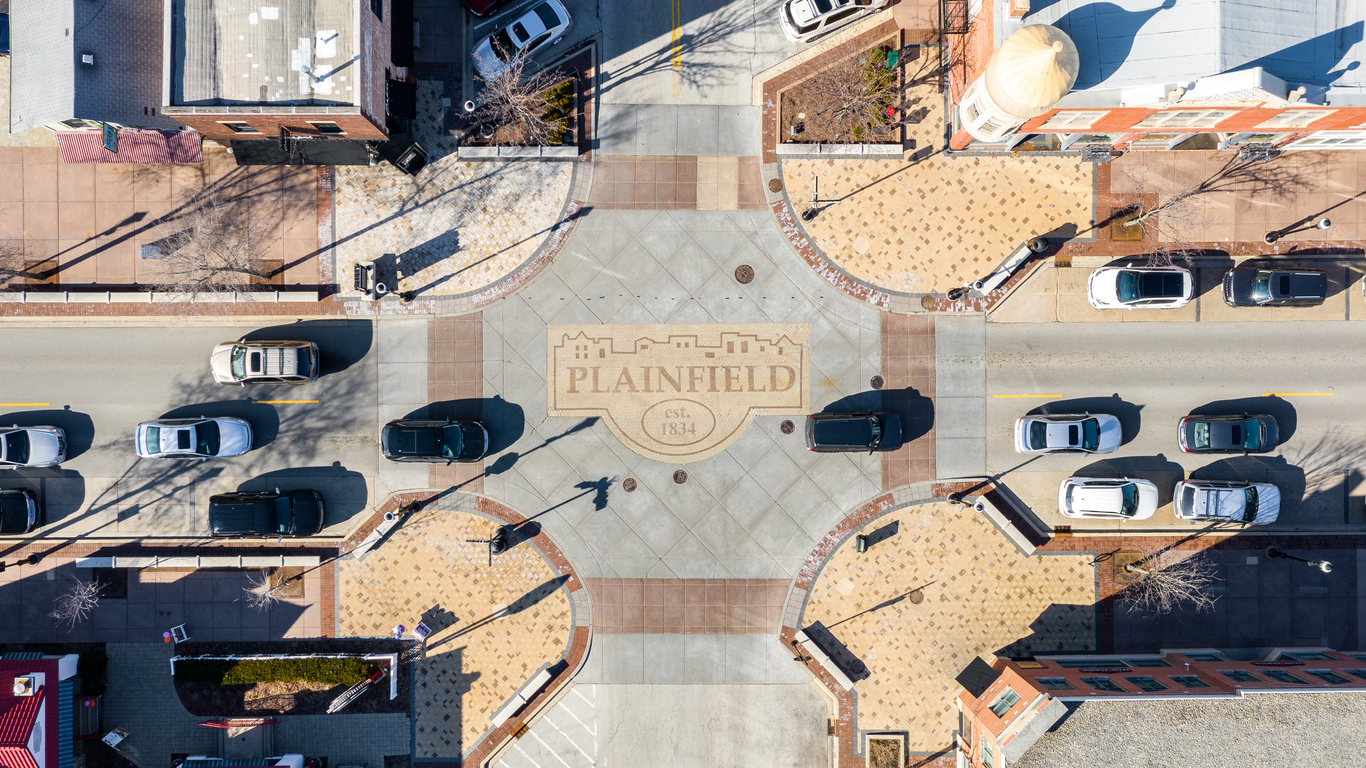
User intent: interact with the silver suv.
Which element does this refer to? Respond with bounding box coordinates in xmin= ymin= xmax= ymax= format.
xmin=211 ymin=340 xmax=319 ymax=385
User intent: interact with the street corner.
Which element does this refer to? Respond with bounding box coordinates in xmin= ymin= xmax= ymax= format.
xmin=986 ymin=260 xmax=1061 ymax=323
xmin=795 ymin=500 xmax=1096 ymax=756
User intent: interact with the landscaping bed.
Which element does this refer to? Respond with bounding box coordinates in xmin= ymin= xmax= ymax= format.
xmin=466 ymin=76 xmax=579 ymax=147
xmin=779 ymin=39 xmax=902 ymax=145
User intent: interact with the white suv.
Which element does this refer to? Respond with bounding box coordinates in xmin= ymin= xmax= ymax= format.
xmin=1058 ymin=477 xmax=1158 ymax=520
xmin=779 ymin=0 xmax=888 ymax=43
xmin=1087 ymin=266 xmax=1193 ymax=309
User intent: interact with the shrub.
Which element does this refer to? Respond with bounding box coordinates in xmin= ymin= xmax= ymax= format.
xmin=175 ymin=657 xmax=380 ymax=687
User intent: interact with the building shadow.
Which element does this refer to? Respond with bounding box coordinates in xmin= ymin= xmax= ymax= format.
xmin=995 ymin=602 xmax=1096 ymax=657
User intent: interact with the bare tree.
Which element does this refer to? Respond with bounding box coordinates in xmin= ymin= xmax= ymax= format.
xmin=799 ymin=48 xmax=899 ymax=142
xmin=50 ymin=579 xmax=101 ymax=629
xmin=473 ymin=46 xmax=572 ymax=147
xmin=0 ymin=242 xmax=46 ymax=287
xmin=149 ymin=193 xmax=276 ymax=296
xmin=241 ymin=569 xmax=289 ymax=611
xmin=1116 ymin=545 xmax=1220 ymax=615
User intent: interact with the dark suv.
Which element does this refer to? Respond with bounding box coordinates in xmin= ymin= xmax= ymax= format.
xmin=805 ymin=413 xmax=903 ymax=453
xmin=208 ymin=489 xmax=325 ymax=538
xmin=1223 ymin=267 xmax=1327 ymax=307
xmin=0 ymin=489 xmax=39 ymax=535
xmin=382 ymin=419 xmax=489 ymax=463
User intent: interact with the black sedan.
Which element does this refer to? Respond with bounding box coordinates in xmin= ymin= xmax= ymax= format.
xmin=1223 ymin=268 xmax=1327 ymax=307
xmin=1178 ymin=414 xmax=1278 ymax=454
xmin=382 ymin=420 xmax=489 ymax=463
xmin=0 ymin=489 xmax=40 ymax=535
xmin=208 ymin=489 xmax=325 ymax=538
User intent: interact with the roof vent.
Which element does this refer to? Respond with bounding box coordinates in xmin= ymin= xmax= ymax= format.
xmin=13 ymin=676 xmax=37 ymax=697
xmin=82 ymin=54 xmax=95 ymax=65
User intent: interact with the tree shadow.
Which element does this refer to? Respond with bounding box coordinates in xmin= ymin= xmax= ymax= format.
xmin=236 ymin=461 xmax=369 ymax=528
xmin=1074 ymin=454 xmax=1185 ymax=507
xmin=1189 ymin=396 xmax=1296 ymax=444
xmin=159 ymin=401 xmax=280 ymax=450
xmin=1 ymin=408 xmax=95 ymax=461
xmin=1028 ymin=394 xmax=1142 ymax=447
xmin=241 ymin=319 xmax=375 ymax=375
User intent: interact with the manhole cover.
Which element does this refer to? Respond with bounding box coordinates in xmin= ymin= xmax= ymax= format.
xmin=780 ymin=420 xmax=795 ymax=434
xmin=908 ymin=590 xmax=924 ymax=604
xmin=622 ymin=478 xmax=637 ymax=492
xmin=768 ymin=178 xmax=784 ymax=193
xmin=870 ymin=375 xmax=884 ymax=390
xmin=920 ymin=295 xmax=937 ymax=309
xmin=673 ymin=470 xmax=688 ymax=484
xmin=735 ymin=264 xmax=755 ymax=284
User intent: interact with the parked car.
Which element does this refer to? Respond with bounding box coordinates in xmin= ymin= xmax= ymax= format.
xmin=208 ymin=489 xmax=325 ymax=538
xmin=1087 ymin=266 xmax=1194 ymax=309
xmin=472 ymin=0 xmax=572 ymax=79
xmin=1178 ymin=414 xmax=1278 ymax=454
xmin=0 ymin=426 xmax=66 ymax=468
xmin=211 ymin=340 xmax=319 ymax=385
xmin=1058 ymin=477 xmax=1158 ymax=520
xmin=0 ymin=489 xmax=39 ymax=535
xmin=805 ymin=412 xmax=903 ymax=453
xmin=1013 ymin=413 xmax=1120 ymax=455
xmin=779 ymin=0 xmax=888 ymax=42
xmin=1173 ymin=480 xmax=1280 ymax=524
xmin=382 ymin=419 xmax=489 ymax=463
xmin=462 ymin=0 xmax=510 ymax=18
xmin=135 ymin=417 xmax=252 ymax=460
xmin=1222 ymin=267 xmax=1327 ymax=307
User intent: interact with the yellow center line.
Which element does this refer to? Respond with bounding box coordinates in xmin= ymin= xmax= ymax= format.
xmin=992 ymin=394 xmax=1061 ymax=399
xmin=0 ymin=403 xmax=50 ymax=407
xmin=252 ymin=400 xmax=319 ymax=404
xmin=1262 ymin=392 xmax=1333 ymax=397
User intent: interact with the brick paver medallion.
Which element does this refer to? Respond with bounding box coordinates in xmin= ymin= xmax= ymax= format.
xmin=547 ymin=323 xmax=811 ymax=462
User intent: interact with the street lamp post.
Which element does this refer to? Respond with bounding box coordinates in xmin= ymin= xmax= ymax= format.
xmin=1264 ymin=217 xmax=1331 ymax=244
xmin=801 ymin=172 xmax=842 ymax=221
xmin=1266 ymin=546 xmax=1332 ymax=574
xmin=0 ymin=553 xmax=43 ymax=573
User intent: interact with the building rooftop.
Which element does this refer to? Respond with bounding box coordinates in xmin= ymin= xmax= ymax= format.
xmin=1006 ymin=0 xmax=1366 ymax=103
xmin=170 ymin=0 xmax=359 ymax=106
xmin=1013 ymin=691 xmax=1366 ymax=768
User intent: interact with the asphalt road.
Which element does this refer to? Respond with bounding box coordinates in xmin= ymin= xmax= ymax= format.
xmin=0 ymin=320 xmax=378 ymax=541
xmin=986 ymin=320 xmax=1366 ymax=531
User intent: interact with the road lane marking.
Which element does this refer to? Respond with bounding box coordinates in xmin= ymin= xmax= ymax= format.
xmin=992 ymin=394 xmax=1061 ymax=399
xmin=252 ymin=399 xmax=318 ymax=404
xmin=0 ymin=403 xmax=50 ymax=407
xmin=1262 ymin=392 xmax=1333 ymax=397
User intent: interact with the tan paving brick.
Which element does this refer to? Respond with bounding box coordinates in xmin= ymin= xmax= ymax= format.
xmin=800 ymin=502 xmax=1094 ymax=753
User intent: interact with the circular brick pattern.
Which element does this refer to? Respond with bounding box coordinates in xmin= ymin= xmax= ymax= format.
xmin=780 ymin=420 xmax=796 ymax=434
xmin=673 ymin=470 xmax=688 ymax=484
xmin=622 ymin=478 xmax=638 ymax=492
xmin=735 ymin=264 xmax=755 ymax=284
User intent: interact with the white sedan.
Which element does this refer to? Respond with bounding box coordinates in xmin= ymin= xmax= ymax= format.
xmin=1014 ymin=413 xmax=1121 ymax=455
xmin=135 ymin=417 xmax=252 ymax=461
xmin=472 ymin=0 xmax=572 ymax=80
xmin=1058 ymin=477 xmax=1158 ymax=520
xmin=1174 ymin=480 xmax=1280 ymax=525
xmin=1087 ymin=266 xmax=1193 ymax=309
xmin=0 ymin=426 xmax=67 ymax=468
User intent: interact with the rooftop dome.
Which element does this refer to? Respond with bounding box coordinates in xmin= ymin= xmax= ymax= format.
xmin=983 ymin=24 xmax=1079 ymax=120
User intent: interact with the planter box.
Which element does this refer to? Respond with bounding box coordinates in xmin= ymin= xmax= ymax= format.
xmin=776 ymin=142 xmax=902 ymax=157
xmin=866 ymin=734 xmax=905 ymax=768
xmin=458 ymin=145 xmax=578 ymax=159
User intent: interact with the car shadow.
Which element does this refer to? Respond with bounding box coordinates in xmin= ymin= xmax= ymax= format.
xmin=241 ymin=319 xmax=375 ymax=376
xmin=819 ymin=391 xmax=883 ymax=414
xmin=0 ymin=470 xmax=86 ymax=529
xmin=1028 ymin=394 xmax=1142 ymax=447
xmin=405 ymin=396 xmax=527 ymax=455
xmin=1188 ymin=455 xmax=1308 ymax=510
xmin=235 ymin=462 xmax=369 ymax=528
xmin=1192 ymin=254 xmax=1237 ymax=300
xmin=1220 ymin=255 xmax=1354 ymax=299
xmin=0 ymin=408 xmax=96 ymax=461
xmin=1073 ymin=454 xmax=1185 ymax=507
xmin=1188 ymin=396 xmax=1296 ymax=444
xmin=879 ymin=387 xmax=934 ymax=442
xmin=158 ymin=401 xmax=281 ymax=450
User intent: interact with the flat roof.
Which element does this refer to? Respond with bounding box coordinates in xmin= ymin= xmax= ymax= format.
xmin=171 ymin=0 xmax=359 ymax=106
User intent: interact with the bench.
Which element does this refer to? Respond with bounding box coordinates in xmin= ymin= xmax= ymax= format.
xmin=488 ymin=666 xmax=554 ymax=727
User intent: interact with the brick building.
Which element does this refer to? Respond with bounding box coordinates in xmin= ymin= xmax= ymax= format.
xmin=954 ymin=648 xmax=1366 ymax=767
xmin=949 ymin=0 xmax=1366 ymax=153
xmin=0 ymin=654 xmax=84 ymax=768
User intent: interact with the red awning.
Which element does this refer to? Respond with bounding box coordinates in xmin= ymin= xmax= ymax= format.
xmin=56 ymin=129 xmax=204 ymax=164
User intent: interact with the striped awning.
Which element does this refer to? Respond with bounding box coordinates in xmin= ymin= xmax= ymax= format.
xmin=56 ymin=129 xmax=204 ymax=164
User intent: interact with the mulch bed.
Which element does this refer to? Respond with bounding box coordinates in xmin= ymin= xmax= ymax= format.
xmin=778 ymin=36 xmax=902 ymax=145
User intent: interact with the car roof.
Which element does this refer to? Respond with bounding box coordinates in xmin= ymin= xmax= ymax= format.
xmin=1070 ymin=485 xmax=1126 ymax=514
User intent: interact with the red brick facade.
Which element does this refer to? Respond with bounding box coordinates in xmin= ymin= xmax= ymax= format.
xmin=170 ymin=112 xmax=390 ymax=143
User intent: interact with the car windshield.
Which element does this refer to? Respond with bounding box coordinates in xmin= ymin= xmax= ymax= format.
xmin=1192 ymin=421 xmax=1210 ymax=449
xmin=196 ymin=421 xmax=220 ymax=455
xmin=532 ymin=2 xmax=560 ymax=28
xmin=1251 ymin=272 xmax=1273 ymax=302
xmin=1180 ymin=485 xmax=1197 ymax=514
xmin=1120 ymin=484 xmax=1139 ymax=516
xmin=144 ymin=427 xmax=160 ymax=455
xmin=491 ymin=29 xmax=517 ymax=60
xmin=868 ymin=416 xmax=883 ymax=448
xmin=1241 ymin=419 xmax=1262 ymax=449
xmin=1080 ymin=419 xmax=1100 ymax=451
xmin=439 ymin=424 xmax=464 ymax=459
xmin=231 ymin=345 xmax=248 ymax=380
xmin=295 ymin=349 xmax=312 ymax=378
xmin=1243 ymin=487 xmax=1258 ymax=521
xmin=1028 ymin=421 xmax=1048 ymax=449
xmin=1116 ymin=271 xmax=1141 ymax=303
xmin=274 ymin=496 xmax=293 ymax=534
xmin=3 ymin=432 xmax=27 ymax=464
